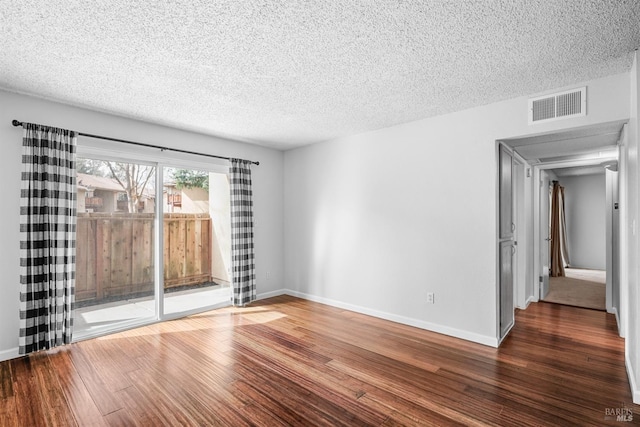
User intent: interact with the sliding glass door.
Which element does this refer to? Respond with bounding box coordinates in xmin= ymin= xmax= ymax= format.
xmin=73 ymin=155 xmax=232 ymax=338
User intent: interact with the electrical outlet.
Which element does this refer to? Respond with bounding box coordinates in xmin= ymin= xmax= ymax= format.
xmin=427 ymin=292 xmax=435 ymax=304
xmin=266 ymin=271 xmax=271 ymax=281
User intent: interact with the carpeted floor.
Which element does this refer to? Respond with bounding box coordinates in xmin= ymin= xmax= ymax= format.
xmin=543 ymin=268 xmax=606 ymax=311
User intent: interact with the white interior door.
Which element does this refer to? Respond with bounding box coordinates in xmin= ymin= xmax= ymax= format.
xmin=539 ymin=171 xmax=551 ymax=300
xmin=498 ymin=145 xmax=514 ymax=340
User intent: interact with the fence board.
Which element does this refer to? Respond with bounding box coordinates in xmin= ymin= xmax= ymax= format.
xmin=178 ymin=220 xmax=186 ymax=278
xmin=130 ymin=218 xmax=153 ymax=293
xmin=109 ymin=218 xmax=133 ymax=297
xmin=85 ymin=220 xmax=97 ymax=298
xmin=97 ymin=219 xmax=110 ymax=300
xmin=194 ymin=219 xmax=202 ymax=276
xmin=75 ymin=218 xmax=87 ymax=296
xmin=75 ymin=219 xmax=96 ymax=300
xmin=186 ymin=219 xmax=196 ymax=277
xmin=201 ymin=220 xmax=211 ymax=276
xmin=167 ymin=218 xmax=181 ymax=282
xmin=143 ymin=220 xmax=153 ymax=285
xmin=163 ymin=219 xmax=170 ymax=284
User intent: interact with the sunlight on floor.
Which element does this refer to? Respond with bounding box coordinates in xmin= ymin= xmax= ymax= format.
xmin=93 ymin=303 xmax=289 ymax=341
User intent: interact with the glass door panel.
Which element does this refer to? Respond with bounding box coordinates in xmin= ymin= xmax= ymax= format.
xmin=162 ymin=167 xmax=231 ymax=315
xmin=74 ymin=158 xmax=157 ymax=337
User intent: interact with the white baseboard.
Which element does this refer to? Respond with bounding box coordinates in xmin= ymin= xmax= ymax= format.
xmin=625 ymin=352 xmax=640 ymax=404
xmin=609 ymin=307 xmax=624 ymax=338
xmin=284 ymin=289 xmax=498 ymax=348
xmin=525 ymin=295 xmax=536 ymax=307
xmin=0 ymin=347 xmax=19 ymax=363
xmin=517 ymin=295 xmax=536 ymax=310
xmin=256 ymin=289 xmax=288 ymax=301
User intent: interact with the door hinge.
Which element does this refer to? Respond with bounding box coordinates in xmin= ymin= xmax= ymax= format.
xmin=539 ymin=275 xmax=543 ymax=283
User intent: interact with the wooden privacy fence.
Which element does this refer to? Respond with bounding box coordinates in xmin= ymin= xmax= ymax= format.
xmin=75 ymin=213 xmax=212 ymax=303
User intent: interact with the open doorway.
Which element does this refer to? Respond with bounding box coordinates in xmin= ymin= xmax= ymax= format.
xmin=542 ymin=171 xmax=608 ymax=311
xmin=499 ymin=120 xmax=626 ymax=336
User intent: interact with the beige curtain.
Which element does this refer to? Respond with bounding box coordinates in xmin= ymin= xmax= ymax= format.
xmin=550 ymin=181 xmax=570 ymax=277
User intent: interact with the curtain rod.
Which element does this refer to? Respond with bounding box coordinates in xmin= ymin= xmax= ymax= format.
xmin=11 ymin=120 xmax=259 ymax=166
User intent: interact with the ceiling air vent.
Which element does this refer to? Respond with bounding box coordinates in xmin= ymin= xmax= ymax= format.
xmin=528 ymin=87 xmax=586 ymax=125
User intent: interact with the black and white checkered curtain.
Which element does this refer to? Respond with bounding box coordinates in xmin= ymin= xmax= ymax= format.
xmin=19 ymin=123 xmax=77 ymax=354
xmin=229 ymin=159 xmax=256 ymax=306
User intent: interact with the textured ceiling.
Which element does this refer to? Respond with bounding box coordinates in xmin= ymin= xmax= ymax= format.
xmin=1 ymin=1 xmax=639 ymax=150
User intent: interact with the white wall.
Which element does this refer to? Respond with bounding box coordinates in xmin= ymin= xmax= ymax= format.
xmin=0 ymin=90 xmax=284 ymax=361
xmin=178 ymin=187 xmax=210 ymax=214
xmin=284 ymin=72 xmax=631 ymax=346
xmin=561 ymin=174 xmax=606 ymax=270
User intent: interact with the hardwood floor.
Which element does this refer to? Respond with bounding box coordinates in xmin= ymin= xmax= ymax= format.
xmin=0 ymin=296 xmax=637 ymax=426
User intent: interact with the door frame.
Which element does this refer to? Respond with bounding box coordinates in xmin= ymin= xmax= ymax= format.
xmin=499 ymin=142 xmax=621 ymax=344
xmin=532 ymin=157 xmax=618 ymax=304
xmin=75 ymin=141 xmax=233 ymax=342
xmin=512 ymin=153 xmax=531 ymax=309
xmin=617 ymin=124 xmax=629 ymax=338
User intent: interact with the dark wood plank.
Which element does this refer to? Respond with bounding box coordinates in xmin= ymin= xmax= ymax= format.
xmin=48 ymin=348 xmax=106 ymax=427
xmin=115 ymin=385 xmax=173 ymax=427
xmin=0 ymin=396 xmax=17 ymax=427
xmin=66 ymin=345 xmax=124 ymax=416
xmin=10 ymin=356 xmax=45 ymax=427
xmin=0 ymin=362 xmax=17 ymax=427
xmin=102 ymin=408 xmax=136 ymax=427
xmin=0 ymin=360 xmax=13 ymax=399
xmin=0 ymin=296 xmax=638 ymax=426
xmin=31 ymin=351 xmax=78 ymax=426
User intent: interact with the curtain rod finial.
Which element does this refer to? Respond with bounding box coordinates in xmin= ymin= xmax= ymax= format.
xmin=12 ymin=120 xmax=22 ymax=127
